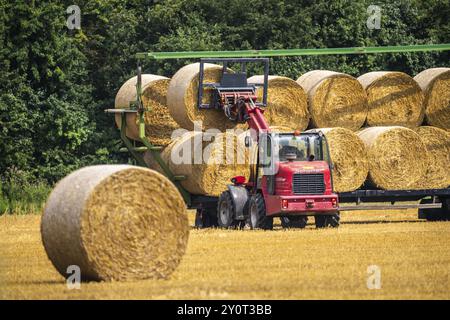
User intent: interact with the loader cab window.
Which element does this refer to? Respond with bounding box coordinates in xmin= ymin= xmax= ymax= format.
xmin=275 ymin=133 xmax=328 ymax=162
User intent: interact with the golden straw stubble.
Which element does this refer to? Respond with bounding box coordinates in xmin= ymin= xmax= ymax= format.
xmin=247 ymin=75 xmax=309 ymax=131
xmin=357 ymin=71 xmax=425 ymax=128
xmin=167 ymin=63 xmax=244 ymax=131
xmin=307 ymin=128 xmax=369 ymax=192
xmin=115 ymin=75 xmax=178 ymax=146
xmin=357 ymin=126 xmax=429 ymax=190
xmin=297 ymin=70 xmax=368 ymax=130
xmin=41 ymin=165 xmax=189 ymax=282
xmin=414 ymin=68 xmax=450 ymax=130
xmin=414 ymin=126 xmax=450 ymax=189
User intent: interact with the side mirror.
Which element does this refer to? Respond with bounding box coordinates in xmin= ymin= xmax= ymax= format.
xmin=244 ymin=136 xmax=252 ymax=148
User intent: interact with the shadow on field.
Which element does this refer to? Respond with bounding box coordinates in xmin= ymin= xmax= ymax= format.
xmin=341 ymin=219 xmax=426 ymax=225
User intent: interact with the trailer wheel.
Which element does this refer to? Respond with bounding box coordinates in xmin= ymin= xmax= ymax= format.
xmin=280 ymin=216 xmax=308 ymax=229
xmin=217 ymin=191 xmax=240 ymax=229
xmin=315 ymin=213 xmax=340 ymax=228
xmin=248 ymin=193 xmax=273 ymax=230
xmin=195 ymin=208 xmax=218 ymax=228
xmin=419 ymin=197 xmax=450 ymax=221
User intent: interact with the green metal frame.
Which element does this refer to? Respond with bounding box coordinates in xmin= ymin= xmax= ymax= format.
xmin=136 ymin=44 xmax=450 ymax=60
xmin=115 ymin=43 xmax=450 ymax=206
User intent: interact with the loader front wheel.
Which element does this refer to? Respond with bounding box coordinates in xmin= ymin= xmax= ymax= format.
xmin=280 ymin=216 xmax=308 ymax=229
xmin=315 ymin=213 xmax=340 ymax=228
xmin=248 ymin=193 xmax=273 ymax=230
xmin=217 ymin=191 xmax=240 ymax=229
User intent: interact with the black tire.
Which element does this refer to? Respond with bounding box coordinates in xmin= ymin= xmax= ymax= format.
xmin=419 ymin=197 xmax=450 ymax=221
xmin=195 ymin=208 xmax=218 ymax=228
xmin=217 ymin=191 xmax=240 ymax=228
xmin=280 ymin=216 xmax=308 ymax=229
xmin=315 ymin=213 xmax=340 ymax=228
xmin=248 ymin=193 xmax=273 ymax=230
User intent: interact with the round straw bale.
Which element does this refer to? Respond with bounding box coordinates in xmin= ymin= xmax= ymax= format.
xmin=357 ymin=71 xmax=425 ymax=128
xmin=41 ymin=165 xmax=189 ymax=282
xmin=115 ymin=75 xmax=178 ymax=146
xmin=414 ymin=126 xmax=450 ymax=189
xmin=296 ymin=70 xmax=367 ymax=130
xmin=357 ymin=126 xmax=429 ymax=190
xmin=413 ymin=68 xmax=450 ymax=129
xmin=306 ymin=128 xmax=369 ymax=192
xmin=167 ymin=63 xmax=244 ymax=131
xmin=247 ymin=75 xmax=309 ymax=130
xmin=146 ymin=131 xmax=250 ymax=196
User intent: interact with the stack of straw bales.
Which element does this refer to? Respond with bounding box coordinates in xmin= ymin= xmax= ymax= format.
xmin=414 ymin=68 xmax=450 ymax=130
xmin=297 ymin=70 xmax=368 ymax=130
xmin=115 ymin=75 xmax=178 ymax=146
xmin=41 ymin=165 xmax=189 ymax=281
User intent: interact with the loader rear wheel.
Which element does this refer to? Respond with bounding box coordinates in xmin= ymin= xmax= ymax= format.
xmin=217 ymin=191 xmax=241 ymax=229
xmin=248 ymin=193 xmax=273 ymax=230
xmin=315 ymin=213 xmax=340 ymax=228
xmin=280 ymin=216 xmax=308 ymax=229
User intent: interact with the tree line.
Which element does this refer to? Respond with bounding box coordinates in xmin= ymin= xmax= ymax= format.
xmin=0 ymin=0 xmax=448 ymax=213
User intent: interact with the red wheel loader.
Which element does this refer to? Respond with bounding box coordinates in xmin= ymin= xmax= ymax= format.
xmin=196 ymin=58 xmax=339 ymax=230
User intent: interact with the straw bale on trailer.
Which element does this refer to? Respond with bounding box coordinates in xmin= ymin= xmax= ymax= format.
xmin=357 ymin=126 xmax=429 ymax=190
xmin=307 ymin=128 xmax=369 ymax=192
xmin=357 ymin=72 xmax=424 ymax=128
xmin=414 ymin=126 xmax=450 ymax=189
xmin=144 ymin=131 xmax=250 ymax=196
xmin=115 ymin=75 xmax=178 ymax=146
xmin=414 ymin=68 xmax=450 ymax=129
xmin=297 ymin=70 xmax=368 ymax=130
xmin=247 ymin=75 xmax=309 ymax=131
xmin=167 ymin=63 xmax=246 ymax=131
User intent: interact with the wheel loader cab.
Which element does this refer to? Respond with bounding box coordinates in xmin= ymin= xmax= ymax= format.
xmin=258 ymin=131 xmax=338 ymax=216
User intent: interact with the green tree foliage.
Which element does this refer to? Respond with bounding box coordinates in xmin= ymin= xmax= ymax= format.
xmin=0 ymin=0 xmax=448 ymax=213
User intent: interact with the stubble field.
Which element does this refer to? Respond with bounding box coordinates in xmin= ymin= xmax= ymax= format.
xmin=1 ymin=208 xmax=449 ymax=300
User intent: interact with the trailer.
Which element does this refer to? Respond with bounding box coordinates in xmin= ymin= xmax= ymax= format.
xmin=106 ymin=44 xmax=450 ymax=229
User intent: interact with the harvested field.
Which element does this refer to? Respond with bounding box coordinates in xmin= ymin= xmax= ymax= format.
xmin=1 ymin=210 xmax=450 ymax=299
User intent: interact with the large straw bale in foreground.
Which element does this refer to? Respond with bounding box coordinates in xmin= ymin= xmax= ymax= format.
xmin=41 ymin=165 xmax=188 ymax=282
xmin=414 ymin=126 xmax=450 ymax=189
xmin=307 ymin=128 xmax=368 ymax=192
xmin=115 ymin=75 xmax=178 ymax=146
xmin=297 ymin=70 xmax=367 ymax=130
xmin=357 ymin=127 xmax=428 ymax=190
xmin=167 ymin=63 xmax=243 ymax=131
xmin=247 ymin=75 xmax=309 ymax=130
xmin=144 ymin=131 xmax=250 ymax=196
xmin=357 ymin=72 xmax=424 ymax=128
xmin=414 ymin=68 xmax=450 ymax=129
